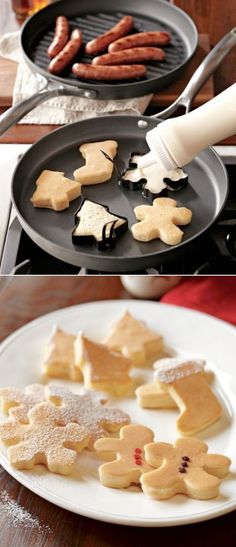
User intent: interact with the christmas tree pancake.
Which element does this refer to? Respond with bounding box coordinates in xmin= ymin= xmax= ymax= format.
xmin=104 ymin=310 xmax=164 ymax=367
xmin=42 ymin=325 xmax=82 ymax=381
xmin=74 ymin=333 xmax=132 ymax=396
xmin=72 ymin=199 xmax=128 ymax=251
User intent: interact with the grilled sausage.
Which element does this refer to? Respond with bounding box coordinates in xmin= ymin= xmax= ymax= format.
xmin=108 ymin=31 xmax=171 ymax=52
xmin=48 ymin=29 xmax=83 ymax=74
xmin=85 ymin=15 xmax=134 ymax=55
xmin=92 ymin=47 xmax=165 ymax=65
xmin=47 ymin=16 xmax=70 ymax=58
xmin=72 ymin=63 xmax=146 ymax=81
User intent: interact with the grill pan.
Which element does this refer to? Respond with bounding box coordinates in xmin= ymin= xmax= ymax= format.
xmin=0 ymin=0 xmax=198 ymax=135
xmin=24 ymin=0 xmax=195 ymax=98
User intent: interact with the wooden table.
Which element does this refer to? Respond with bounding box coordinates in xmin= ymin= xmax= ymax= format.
xmin=173 ymin=0 xmax=236 ymax=95
xmin=0 ymin=276 xmax=235 ymax=547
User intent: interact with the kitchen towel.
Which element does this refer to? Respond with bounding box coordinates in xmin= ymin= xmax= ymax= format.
xmin=161 ymin=276 xmax=236 ymax=326
xmin=0 ymin=31 xmax=153 ymax=124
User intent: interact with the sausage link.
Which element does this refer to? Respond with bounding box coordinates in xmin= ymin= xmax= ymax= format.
xmin=72 ymin=63 xmax=146 ymax=81
xmin=47 ymin=16 xmax=70 ymax=58
xmin=92 ymin=47 xmax=165 ymax=65
xmin=85 ymin=15 xmax=134 ymax=55
xmin=108 ymin=31 xmax=171 ymax=52
xmin=48 ymin=29 xmax=83 ymax=74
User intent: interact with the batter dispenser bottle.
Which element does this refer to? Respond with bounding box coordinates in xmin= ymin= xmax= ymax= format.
xmin=138 ymin=83 xmax=236 ymax=172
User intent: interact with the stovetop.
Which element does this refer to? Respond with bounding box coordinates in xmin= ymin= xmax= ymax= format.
xmin=1 ymin=151 xmax=236 ymax=275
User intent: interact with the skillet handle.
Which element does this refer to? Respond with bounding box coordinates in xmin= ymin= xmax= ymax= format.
xmin=181 ymin=27 xmax=236 ymax=111
xmin=153 ymin=27 xmax=236 ymax=120
xmin=0 ymin=79 xmax=96 ymax=137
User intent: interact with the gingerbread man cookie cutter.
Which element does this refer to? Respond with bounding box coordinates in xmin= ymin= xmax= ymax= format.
xmin=141 ymin=437 xmax=231 ymax=500
xmin=95 ymin=424 xmax=155 ymax=488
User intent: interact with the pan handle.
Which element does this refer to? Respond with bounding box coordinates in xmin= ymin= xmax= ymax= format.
xmin=0 ymin=77 xmax=96 ymax=137
xmin=152 ymin=27 xmax=236 ymax=120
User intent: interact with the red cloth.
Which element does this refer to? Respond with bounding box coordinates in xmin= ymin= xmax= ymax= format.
xmin=161 ymin=277 xmax=236 ymax=326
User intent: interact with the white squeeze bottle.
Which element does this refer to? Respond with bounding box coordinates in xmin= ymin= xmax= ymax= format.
xmin=138 ymin=83 xmax=236 ymax=172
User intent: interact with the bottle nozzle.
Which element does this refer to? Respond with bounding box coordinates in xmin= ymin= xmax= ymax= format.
xmin=145 ymin=127 xmax=179 ymax=171
xmin=137 ymin=151 xmax=156 ymax=169
xmin=137 ymin=128 xmax=179 ymax=171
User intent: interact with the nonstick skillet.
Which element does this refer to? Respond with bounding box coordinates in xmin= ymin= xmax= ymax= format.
xmin=10 ymin=30 xmax=236 ymax=273
xmin=0 ymin=0 xmax=199 ymax=135
xmin=11 ymin=116 xmax=228 ymax=272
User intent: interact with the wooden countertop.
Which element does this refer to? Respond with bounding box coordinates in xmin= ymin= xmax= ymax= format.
xmin=0 ymin=276 xmax=235 ymax=546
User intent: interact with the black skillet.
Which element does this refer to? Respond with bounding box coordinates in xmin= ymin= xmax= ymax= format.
xmin=0 ymin=0 xmax=198 ymax=135
xmin=11 ymin=114 xmax=228 ymax=272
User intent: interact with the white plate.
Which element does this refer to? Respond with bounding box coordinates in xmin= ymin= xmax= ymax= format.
xmin=0 ymin=300 xmax=236 ymax=527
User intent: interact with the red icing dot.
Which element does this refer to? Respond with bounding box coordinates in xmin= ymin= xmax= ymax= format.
xmin=133 ymin=448 xmax=143 ymax=465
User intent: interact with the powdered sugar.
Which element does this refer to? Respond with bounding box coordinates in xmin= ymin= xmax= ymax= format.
xmin=0 ymin=402 xmax=90 ymax=470
xmin=154 ymin=358 xmax=206 ymax=384
xmin=0 ymin=490 xmax=52 ymax=532
xmin=77 ymin=387 xmax=107 ymax=404
xmin=47 ymin=384 xmax=130 ymax=444
xmin=0 ymin=384 xmax=46 ymax=423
